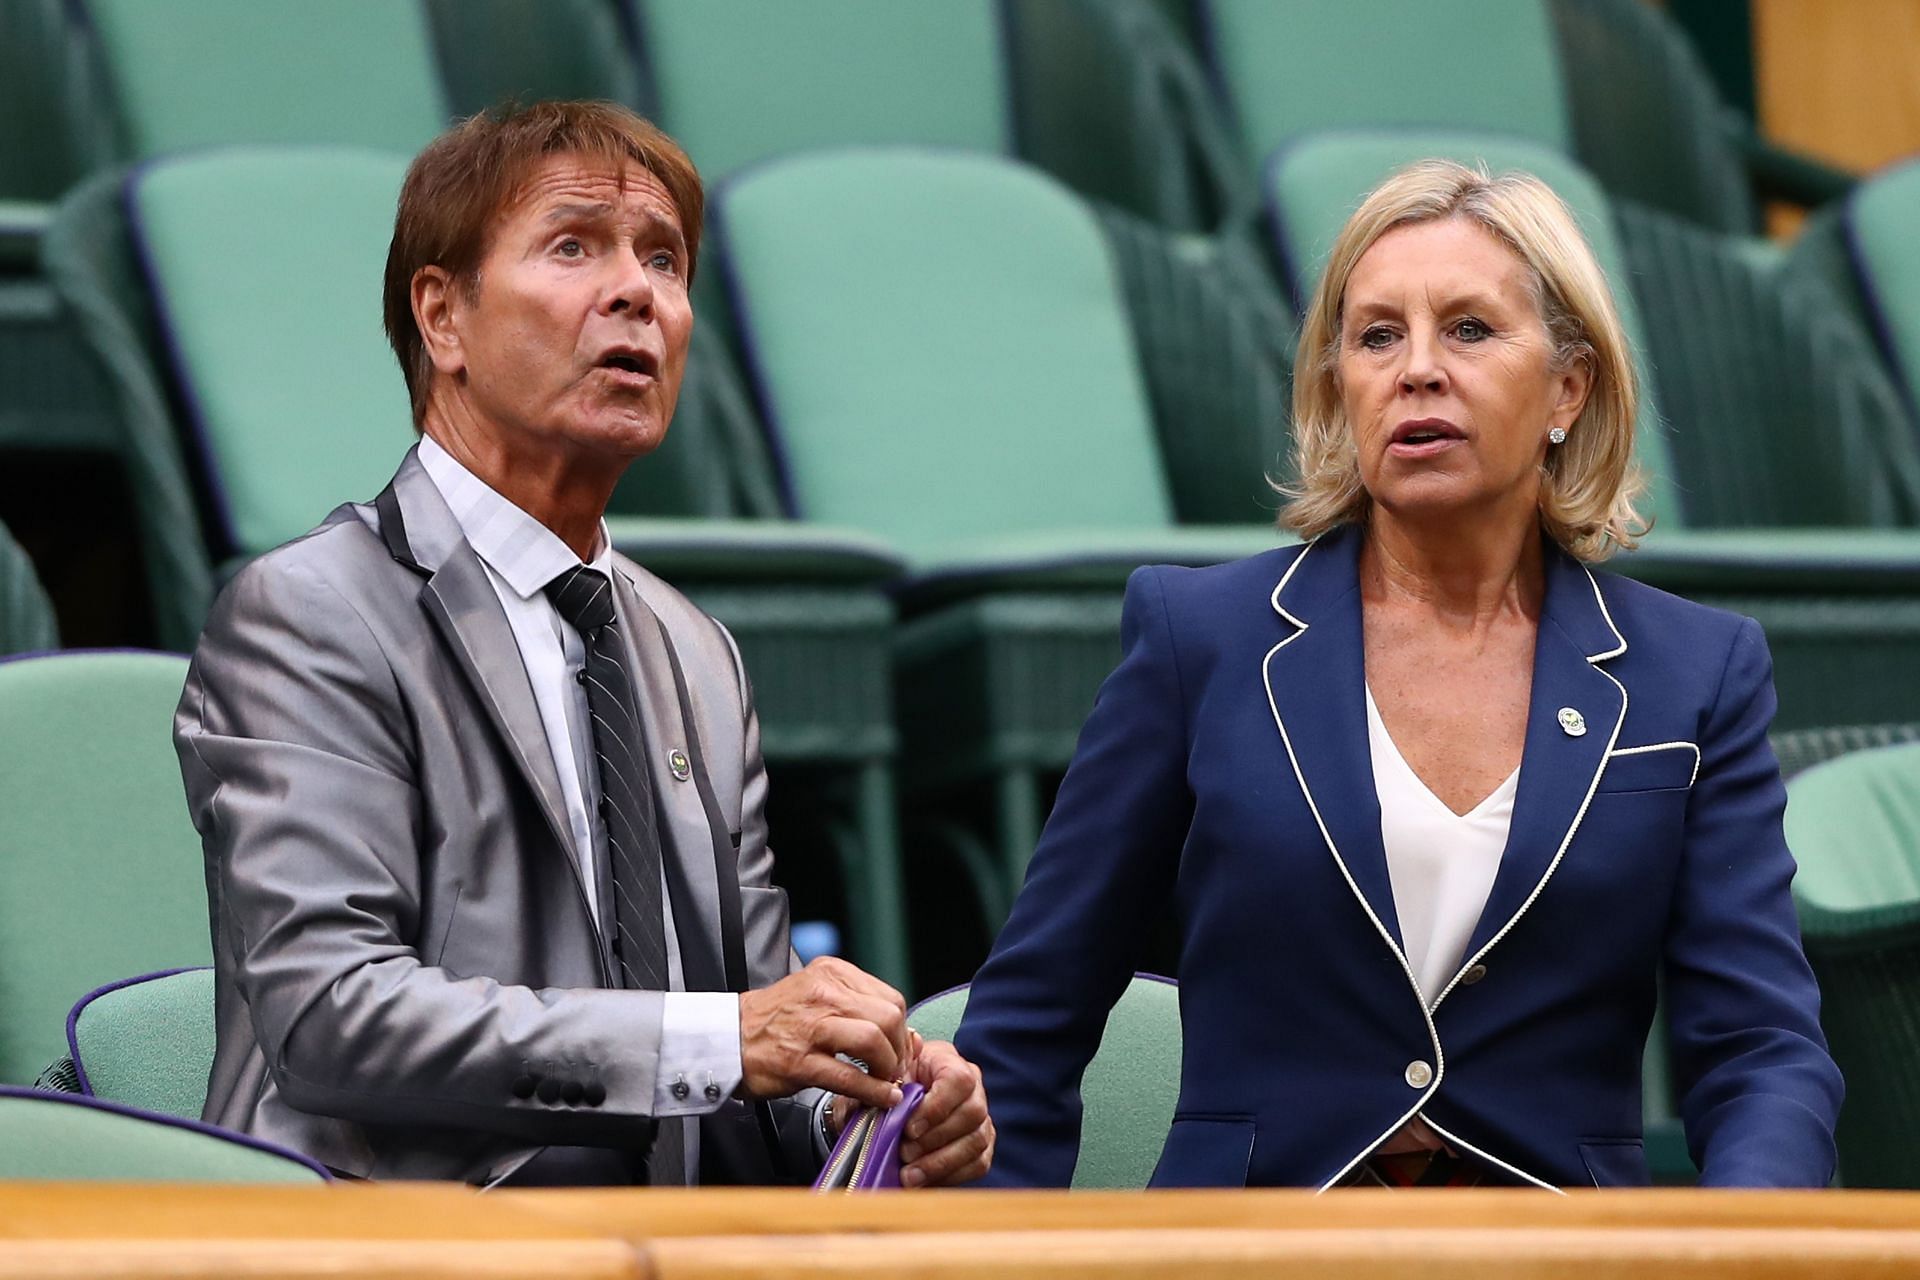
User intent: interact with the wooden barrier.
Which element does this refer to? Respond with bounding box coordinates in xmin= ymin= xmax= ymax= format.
xmin=4 ymin=1185 xmax=1920 ymax=1279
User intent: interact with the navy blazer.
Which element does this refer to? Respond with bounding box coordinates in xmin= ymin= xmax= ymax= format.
xmin=956 ymin=526 xmax=1842 ymax=1190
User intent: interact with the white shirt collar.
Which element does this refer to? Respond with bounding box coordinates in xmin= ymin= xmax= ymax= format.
xmin=416 ymin=435 xmax=614 ymax=599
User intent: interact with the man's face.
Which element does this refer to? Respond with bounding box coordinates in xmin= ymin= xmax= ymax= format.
xmin=442 ymin=157 xmax=692 ymax=464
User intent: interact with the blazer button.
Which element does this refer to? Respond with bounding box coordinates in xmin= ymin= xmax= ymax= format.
xmin=1405 ymin=1060 xmax=1434 ymax=1089
xmin=1461 ymin=963 xmax=1488 ymax=986
xmin=538 ymin=1078 xmax=563 ymax=1104
xmin=561 ymin=1081 xmax=585 ymax=1106
xmin=704 ymin=1081 xmax=722 ymax=1103
xmin=584 ymin=1082 xmax=607 ymax=1107
xmin=511 ymin=1075 xmax=537 ymax=1100
xmin=670 ymin=1077 xmax=691 ymax=1101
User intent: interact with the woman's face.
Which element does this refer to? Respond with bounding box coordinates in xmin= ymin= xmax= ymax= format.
xmin=1337 ymin=216 xmax=1590 ymax=528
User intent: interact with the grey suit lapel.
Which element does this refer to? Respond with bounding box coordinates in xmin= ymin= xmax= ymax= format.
xmin=611 ymin=568 xmax=727 ymax=990
xmin=376 ymin=452 xmax=600 ymax=952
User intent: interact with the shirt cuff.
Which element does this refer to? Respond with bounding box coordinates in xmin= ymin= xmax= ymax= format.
xmin=653 ymin=992 xmax=742 ymax=1117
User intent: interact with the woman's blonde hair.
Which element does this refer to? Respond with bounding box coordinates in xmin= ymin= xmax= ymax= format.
xmin=1280 ymin=159 xmax=1647 ymax=560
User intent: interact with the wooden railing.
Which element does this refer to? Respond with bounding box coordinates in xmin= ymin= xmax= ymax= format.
xmin=4 ymin=1184 xmax=1919 ymax=1278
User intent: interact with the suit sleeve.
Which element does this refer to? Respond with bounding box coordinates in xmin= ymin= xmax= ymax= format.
xmin=955 ymin=567 xmax=1192 ymax=1187
xmin=1665 ymin=617 xmax=1844 ymax=1186
xmin=177 ymin=553 xmax=663 ymax=1146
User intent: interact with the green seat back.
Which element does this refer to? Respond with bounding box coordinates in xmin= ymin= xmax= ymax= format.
xmin=0 ymin=652 xmax=210 ymax=1084
xmin=130 ymin=148 xmax=413 ymax=556
xmin=1197 ymin=0 xmax=1569 ymax=176
xmin=1263 ymin=129 xmax=1678 ymax=527
xmin=428 ymin=0 xmax=642 ymax=120
xmin=0 ymin=521 xmax=57 ymax=656
xmin=70 ymin=968 xmax=216 ymax=1121
xmin=1848 ymin=161 xmax=1920 ymax=412
xmin=717 ymin=149 xmax=1173 ymax=565
xmin=912 ymin=975 xmax=1181 ymax=1189
xmin=634 ymin=0 xmax=1010 ymax=181
xmin=0 ymin=1088 xmax=324 ymax=1181
xmin=80 ymin=0 xmax=447 ymax=158
xmin=1787 ymin=743 xmax=1920 ymax=920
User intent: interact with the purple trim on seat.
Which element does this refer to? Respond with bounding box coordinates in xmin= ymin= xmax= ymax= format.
xmin=64 ymin=966 xmax=211 ymax=1098
xmin=0 ymin=645 xmax=183 ymax=670
xmin=1841 ymin=158 xmax=1920 ymax=415
xmin=908 ymin=971 xmax=1176 ymax=1017
xmin=0 ymin=1085 xmax=332 ymax=1180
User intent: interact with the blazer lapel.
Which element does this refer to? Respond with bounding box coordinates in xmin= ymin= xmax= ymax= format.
xmin=374 ymin=452 xmax=594 ymax=933
xmin=1452 ymin=550 xmax=1627 ymax=979
xmin=1262 ymin=529 xmax=1406 ymax=957
xmin=611 ymin=568 xmax=728 ymax=992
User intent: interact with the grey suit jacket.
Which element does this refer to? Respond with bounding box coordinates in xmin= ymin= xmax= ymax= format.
xmin=175 ymin=449 xmax=820 ymax=1184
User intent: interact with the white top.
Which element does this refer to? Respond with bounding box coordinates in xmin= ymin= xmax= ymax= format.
xmin=1365 ymin=685 xmax=1518 ymax=1006
xmin=418 ymin=436 xmax=741 ymax=1119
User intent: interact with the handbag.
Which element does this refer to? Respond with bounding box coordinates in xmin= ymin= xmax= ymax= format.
xmin=812 ymin=1081 xmax=925 ymax=1191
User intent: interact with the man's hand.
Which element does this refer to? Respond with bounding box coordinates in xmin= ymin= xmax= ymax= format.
xmin=737 ymin=956 xmax=908 ymax=1109
xmin=897 ymin=1033 xmax=993 ymax=1188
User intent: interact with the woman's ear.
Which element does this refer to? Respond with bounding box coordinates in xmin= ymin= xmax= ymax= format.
xmin=1552 ymin=353 xmax=1594 ymax=432
xmin=412 ymin=265 xmax=465 ymax=379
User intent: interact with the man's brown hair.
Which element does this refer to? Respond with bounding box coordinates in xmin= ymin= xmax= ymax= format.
xmin=382 ymin=100 xmax=704 ymax=426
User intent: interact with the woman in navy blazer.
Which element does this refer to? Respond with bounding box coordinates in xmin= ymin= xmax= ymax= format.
xmin=952 ymin=161 xmax=1841 ymax=1190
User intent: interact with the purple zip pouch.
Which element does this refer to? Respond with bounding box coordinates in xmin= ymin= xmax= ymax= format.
xmin=813 ymin=1081 xmax=926 ymax=1191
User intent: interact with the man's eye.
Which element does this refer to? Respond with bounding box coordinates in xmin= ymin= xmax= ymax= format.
xmin=649 ymin=251 xmax=678 ymax=272
xmin=555 ymin=238 xmax=584 ymax=258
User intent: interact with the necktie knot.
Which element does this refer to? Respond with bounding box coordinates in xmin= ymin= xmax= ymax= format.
xmin=545 ymin=565 xmax=616 ymax=634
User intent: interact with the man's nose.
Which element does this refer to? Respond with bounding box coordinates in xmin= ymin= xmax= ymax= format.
xmin=605 ymin=252 xmax=655 ymax=318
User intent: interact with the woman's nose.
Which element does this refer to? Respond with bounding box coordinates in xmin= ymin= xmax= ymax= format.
xmin=1398 ymin=330 xmax=1447 ymax=393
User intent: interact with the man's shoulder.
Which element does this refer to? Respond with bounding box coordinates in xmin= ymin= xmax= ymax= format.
xmin=211 ymin=503 xmax=410 ymax=631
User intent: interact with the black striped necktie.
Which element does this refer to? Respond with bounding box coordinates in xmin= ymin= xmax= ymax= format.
xmin=543 ymin=565 xmax=670 ymax=995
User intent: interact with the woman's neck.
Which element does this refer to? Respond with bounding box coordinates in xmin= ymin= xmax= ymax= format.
xmin=1360 ymin=506 xmax=1546 ymax=627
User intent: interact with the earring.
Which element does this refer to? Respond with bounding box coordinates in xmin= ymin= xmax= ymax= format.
xmin=1547 ymin=426 xmax=1567 ymax=445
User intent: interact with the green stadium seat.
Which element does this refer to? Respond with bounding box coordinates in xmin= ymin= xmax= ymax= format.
xmin=59 ymin=968 xmax=216 ymax=1122
xmin=1773 ymin=723 xmax=1920 ymax=783
xmin=912 ymin=974 xmax=1180 ymax=1189
xmin=0 ymin=1087 xmax=326 ymax=1182
xmin=427 ymin=0 xmax=643 ymax=120
xmin=0 ymin=652 xmax=209 ymax=1085
xmin=77 ymin=0 xmax=449 ymax=158
xmin=0 ymin=519 xmax=57 ymax=656
xmin=716 ymin=147 xmax=1284 ymax=916
xmin=56 ymin=145 xmax=915 ymax=986
xmin=1786 ymin=741 xmax=1920 ymax=1188
xmin=631 ymin=0 xmax=1011 ymax=184
xmin=1839 ymin=161 xmax=1920 ymax=419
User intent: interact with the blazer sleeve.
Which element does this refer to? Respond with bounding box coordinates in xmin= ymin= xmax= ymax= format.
xmin=177 ymin=554 xmax=664 ymax=1147
xmin=1664 ymin=617 xmax=1844 ymax=1187
xmin=955 ymin=566 xmax=1193 ymax=1187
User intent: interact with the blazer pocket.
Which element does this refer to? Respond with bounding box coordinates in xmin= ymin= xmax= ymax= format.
xmin=1596 ymin=744 xmax=1698 ymax=794
xmin=1578 ymin=1138 xmax=1651 ymax=1188
xmin=1149 ymin=1115 xmax=1256 ymax=1188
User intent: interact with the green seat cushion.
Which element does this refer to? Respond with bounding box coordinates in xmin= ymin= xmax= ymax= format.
xmin=718 ymin=148 xmax=1173 ymax=565
xmin=1787 ymin=742 xmax=1920 ymax=920
xmin=1263 ymin=129 xmax=1676 ymax=526
xmin=82 ymin=0 xmax=446 ymax=157
xmin=69 ymin=968 xmax=215 ymax=1121
xmin=1614 ymin=528 xmax=1920 ymax=596
xmin=0 ymin=652 xmax=210 ymax=1084
xmin=1198 ymin=0 xmax=1569 ymax=175
xmin=130 ymin=148 xmax=414 ymax=556
xmin=912 ymin=974 xmax=1181 ymax=1189
xmin=1848 ymin=160 xmax=1920 ymax=406
xmin=603 ymin=517 xmax=906 ymax=583
xmin=904 ymin=525 xmax=1292 ymax=605
xmin=0 ymin=1088 xmax=325 ymax=1181
xmin=635 ymin=0 xmax=1010 ymax=181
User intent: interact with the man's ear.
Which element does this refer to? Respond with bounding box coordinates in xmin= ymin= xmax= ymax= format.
xmin=412 ymin=265 xmax=466 ymax=378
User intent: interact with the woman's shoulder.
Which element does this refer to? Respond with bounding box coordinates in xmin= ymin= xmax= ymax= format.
xmin=1580 ymin=560 xmax=1758 ymax=668
xmin=1129 ymin=541 xmax=1311 ymax=615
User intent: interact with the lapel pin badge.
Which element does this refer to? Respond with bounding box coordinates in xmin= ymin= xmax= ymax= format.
xmin=1557 ymin=707 xmax=1587 ymax=738
xmin=668 ymin=748 xmax=692 ymax=781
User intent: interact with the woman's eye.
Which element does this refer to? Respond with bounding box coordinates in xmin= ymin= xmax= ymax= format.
xmin=1358 ymin=326 xmax=1396 ymax=350
xmin=1455 ymin=318 xmax=1490 ymax=341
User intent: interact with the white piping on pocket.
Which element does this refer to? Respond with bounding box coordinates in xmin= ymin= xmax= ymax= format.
xmin=1607 ymin=740 xmax=1701 ymax=787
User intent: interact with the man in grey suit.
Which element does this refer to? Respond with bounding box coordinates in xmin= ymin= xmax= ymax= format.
xmin=174 ymin=102 xmax=993 ymax=1187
